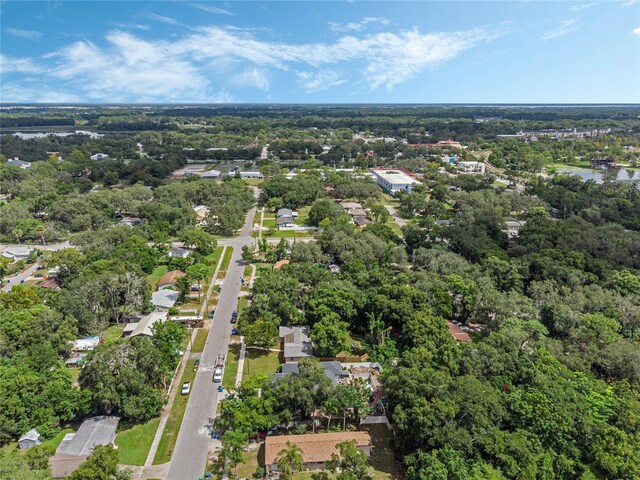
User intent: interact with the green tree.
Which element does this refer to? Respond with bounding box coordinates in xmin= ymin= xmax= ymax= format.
xmin=180 ymin=228 xmax=217 ymax=255
xmin=326 ymin=440 xmax=373 ymax=480
xmin=276 ymin=441 xmax=304 ymax=480
xmin=186 ymin=263 xmax=209 ymax=301
xmin=310 ymin=313 xmax=349 ymax=357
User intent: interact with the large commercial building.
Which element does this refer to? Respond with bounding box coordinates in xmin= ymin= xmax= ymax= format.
xmin=371 ymin=168 xmax=421 ymax=194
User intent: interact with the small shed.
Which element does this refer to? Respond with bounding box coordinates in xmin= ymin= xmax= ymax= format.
xmin=18 ymin=429 xmax=41 ymax=449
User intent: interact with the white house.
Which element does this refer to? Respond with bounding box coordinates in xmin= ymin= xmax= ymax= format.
xmin=167 ymin=247 xmax=193 ymax=259
xmin=2 ymin=246 xmax=33 ymax=261
xmin=6 ymin=158 xmax=31 ymax=170
xmin=371 ymin=168 xmax=421 ymax=194
xmin=239 ymin=171 xmax=264 ymax=179
xmin=151 ymin=289 xmax=179 ymax=310
xmin=90 ymin=153 xmax=109 ymax=160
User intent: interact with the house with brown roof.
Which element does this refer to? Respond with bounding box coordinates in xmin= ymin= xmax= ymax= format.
xmin=264 ymin=431 xmax=372 ymax=475
xmin=447 ymin=321 xmax=472 ymax=343
xmin=157 ymin=270 xmax=186 ymax=289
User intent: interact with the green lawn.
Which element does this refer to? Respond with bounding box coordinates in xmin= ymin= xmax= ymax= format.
xmin=384 ymin=219 xmax=403 ymax=236
xmin=235 ymin=443 xmax=261 ymax=479
xmin=264 ymin=229 xmax=316 ymax=238
xmin=255 ymin=263 xmax=272 ymax=277
xmin=102 ymin=324 xmax=125 ymax=342
xmin=222 ymin=343 xmax=241 ymax=389
xmin=294 ymin=206 xmax=311 ymax=226
xmin=237 ymin=296 xmax=249 ymax=314
xmin=115 ymin=418 xmax=160 ymax=466
xmin=40 ymin=428 xmax=74 ymax=451
xmin=204 ymin=246 xmax=224 ymax=267
xmin=219 ymin=246 xmax=234 ymax=273
xmin=242 ymin=348 xmax=280 ymax=383
xmin=263 ymin=218 xmax=277 ymax=228
xmin=148 ymin=265 xmax=169 ymax=291
xmin=153 ymin=359 xmax=198 ymax=465
xmin=191 ymin=328 xmax=208 ymax=353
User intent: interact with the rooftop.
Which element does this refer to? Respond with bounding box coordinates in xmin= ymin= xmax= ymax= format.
xmin=264 ymin=431 xmax=372 ymax=466
xmin=55 ymin=416 xmax=119 ymax=457
xmin=123 ymin=311 xmax=167 ymax=337
xmin=158 ymin=270 xmax=186 ymax=286
xmin=151 ymin=290 xmax=179 ymax=309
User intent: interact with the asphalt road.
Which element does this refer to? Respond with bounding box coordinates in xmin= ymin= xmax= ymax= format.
xmin=2 ymin=262 xmax=40 ymax=292
xmin=166 ymin=205 xmax=257 ymax=480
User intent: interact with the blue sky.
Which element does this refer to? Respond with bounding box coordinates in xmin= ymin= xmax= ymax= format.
xmin=1 ymin=1 xmax=639 ymax=103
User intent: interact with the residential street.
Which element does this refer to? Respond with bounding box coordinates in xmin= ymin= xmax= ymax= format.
xmin=166 ymin=205 xmax=257 ymax=480
xmin=2 ymin=262 xmax=40 ymax=292
xmin=384 ymin=205 xmax=407 ymax=228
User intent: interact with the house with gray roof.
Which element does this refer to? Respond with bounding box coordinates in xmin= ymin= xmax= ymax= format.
xmin=6 ymin=158 xmax=31 ymax=170
xmin=273 ymin=361 xmax=350 ymax=386
xmin=122 ymin=311 xmax=167 ymax=337
xmin=280 ymin=325 xmax=313 ymax=362
xmin=167 ymin=246 xmax=193 ymax=258
xmin=18 ymin=429 xmax=41 ymax=449
xmin=50 ymin=416 xmax=119 ymax=478
xmin=151 ymin=289 xmax=179 ymax=310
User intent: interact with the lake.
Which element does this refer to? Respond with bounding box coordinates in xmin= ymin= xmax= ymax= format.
xmin=12 ymin=130 xmax=103 ymax=139
xmin=555 ymin=166 xmax=639 ymax=184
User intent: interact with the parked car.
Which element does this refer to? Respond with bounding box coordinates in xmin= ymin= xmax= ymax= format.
xmin=181 ymin=381 xmax=191 ymax=395
xmin=213 ymin=367 xmax=223 ymax=383
xmin=231 ymin=310 xmax=238 ymax=323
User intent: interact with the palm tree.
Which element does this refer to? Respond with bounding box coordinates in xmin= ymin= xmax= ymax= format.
xmin=276 ymin=441 xmax=304 ymax=480
xmin=35 ymin=225 xmax=46 ymax=246
xmin=12 ymin=228 xmax=23 ymax=245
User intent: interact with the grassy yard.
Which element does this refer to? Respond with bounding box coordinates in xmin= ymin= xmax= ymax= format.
xmin=235 ymin=443 xmax=262 ymax=479
xmin=191 ymin=328 xmax=208 ymax=353
xmin=294 ymin=206 xmax=311 ymax=225
xmin=148 ymin=265 xmax=169 ymax=291
xmin=102 ymin=324 xmax=125 ymax=342
xmin=115 ymin=418 xmax=160 ymax=466
xmin=222 ymin=343 xmax=241 ymax=389
xmin=384 ymin=219 xmax=403 ymax=236
xmin=204 ymin=246 xmax=224 ymax=268
xmin=237 ymin=295 xmax=250 ymax=314
xmin=40 ymin=428 xmax=74 ymax=451
xmin=153 ymin=359 xmax=199 ymax=465
xmin=264 ymin=229 xmax=316 ymax=238
xmin=255 ymin=263 xmax=273 ymax=278
xmin=242 ymin=348 xmax=281 ymax=383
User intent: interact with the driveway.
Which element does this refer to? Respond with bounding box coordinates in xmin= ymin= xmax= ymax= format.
xmin=166 ymin=205 xmax=257 ymax=480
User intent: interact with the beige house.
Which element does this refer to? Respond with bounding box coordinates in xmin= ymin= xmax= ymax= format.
xmin=264 ymin=431 xmax=372 ymax=475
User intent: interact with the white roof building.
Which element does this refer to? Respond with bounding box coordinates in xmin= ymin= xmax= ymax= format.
xmin=2 ymin=246 xmax=33 ymax=261
xmin=370 ymin=168 xmax=421 ymax=194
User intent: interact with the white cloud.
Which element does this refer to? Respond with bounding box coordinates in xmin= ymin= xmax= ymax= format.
xmin=569 ymin=3 xmax=595 ymax=12
xmin=189 ymin=3 xmax=233 ymax=16
xmin=328 ymin=17 xmax=390 ymax=33
xmin=5 ymin=28 xmax=42 ymax=39
xmin=1 ymin=24 xmax=498 ymax=101
xmin=542 ymin=18 xmax=578 ymax=41
xmin=146 ymin=13 xmax=180 ymax=26
xmin=45 ymin=31 xmax=211 ymax=102
xmin=1 ymin=83 xmax=81 ymax=103
xmin=297 ymin=70 xmax=347 ymax=92
xmin=0 ymin=54 xmax=42 ymax=73
xmin=231 ymin=68 xmax=270 ymax=90
xmin=622 ymin=0 xmax=638 ymax=7
xmin=633 ymin=26 xmax=640 ymax=35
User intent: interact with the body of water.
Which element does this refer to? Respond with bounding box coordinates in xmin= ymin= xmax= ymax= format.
xmin=12 ymin=130 xmax=103 ymax=139
xmin=555 ymin=166 xmax=639 ymax=184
